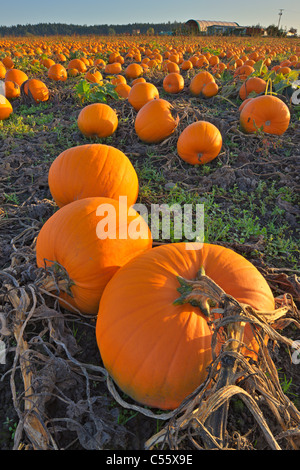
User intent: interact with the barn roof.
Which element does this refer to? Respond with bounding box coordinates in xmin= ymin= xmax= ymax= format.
xmin=185 ymin=20 xmax=239 ymax=31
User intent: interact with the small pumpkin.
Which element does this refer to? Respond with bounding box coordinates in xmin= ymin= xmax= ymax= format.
xmin=77 ymin=103 xmax=118 ymax=138
xmin=48 ymin=63 xmax=68 ymax=81
xmin=104 ymin=62 xmax=122 ymax=75
xmin=135 ymin=98 xmax=179 ymax=144
xmin=85 ymin=69 xmax=103 ymax=84
xmin=128 ymin=81 xmax=159 ymax=111
xmin=0 ymin=94 xmax=13 ymax=120
xmin=189 ymin=71 xmax=215 ymax=96
xmin=240 ymin=95 xmax=290 ymax=135
xmin=23 ymin=79 xmax=49 ymax=103
xmin=239 ymin=77 xmax=267 ymax=100
xmin=36 ymin=197 xmax=152 ymax=315
xmin=5 ymin=68 xmax=28 ymax=86
xmin=115 ymin=82 xmax=131 ymax=98
xmin=125 ymin=63 xmax=143 ymax=80
xmin=67 ymin=58 xmax=87 ymax=73
xmin=48 ymin=144 xmax=139 ymax=208
xmin=96 ymin=242 xmax=275 ymax=410
xmin=0 ymin=63 xmax=6 ymax=79
xmin=201 ymin=81 xmax=219 ymax=98
xmin=4 ymin=80 xmax=20 ymax=100
xmin=177 ymin=121 xmax=222 ymax=165
xmin=163 ymin=72 xmax=185 ymax=94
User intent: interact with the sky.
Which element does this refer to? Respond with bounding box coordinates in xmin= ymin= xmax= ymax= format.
xmin=0 ymin=0 xmax=300 ymax=32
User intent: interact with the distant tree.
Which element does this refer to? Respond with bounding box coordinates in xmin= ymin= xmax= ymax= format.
xmin=266 ymin=24 xmax=287 ymax=37
xmin=108 ymin=27 xmax=115 ymax=36
xmin=147 ymin=27 xmax=155 ymax=36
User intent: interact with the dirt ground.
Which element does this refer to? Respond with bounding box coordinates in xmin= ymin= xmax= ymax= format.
xmin=0 ymin=66 xmax=299 ymax=450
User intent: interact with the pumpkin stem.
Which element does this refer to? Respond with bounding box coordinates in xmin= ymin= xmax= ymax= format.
xmin=173 ymin=266 xmax=225 ymax=317
xmin=38 ymin=260 xmax=75 ymax=297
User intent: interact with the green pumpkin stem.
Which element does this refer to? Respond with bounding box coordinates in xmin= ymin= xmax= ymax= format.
xmin=173 ymin=265 xmax=224 ymax=317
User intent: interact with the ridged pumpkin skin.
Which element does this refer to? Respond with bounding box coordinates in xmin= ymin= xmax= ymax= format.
xmin=0 ymin=94 xmax=13 ymax=120
xmin=48 ymin=144 xmax=139 ymax=208
xmin=177 ymin=121 xmax=222 ymax=165
xmin=240 ymin=95 xmax=290 ymax=135
xmin=36 ymin=197 xmax=152 ymax=315
xmin=135 ymin=98 xmax=179 ymax=144
xmin=96 ymin=242 xmax=275 ymax=410
xmin=77 ymin=103 xmax=118 ymax=138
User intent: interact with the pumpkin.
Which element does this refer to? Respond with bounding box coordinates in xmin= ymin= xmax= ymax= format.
xmin=163 ymin=72 xmax=185 ymax=94
xmin=0 ymin=63 xmax=6 ymax=79
xmin=23 ymin=79 xmax=49 ymax=103
xmin=177 ymin=121 xmax=222 ymax=165
xmin=135 ymin=98 xmax=179 ymax=144
xmin=189 ymin=71 xmax=215 ymax=96
xmin=125 ymin=63 xmax=143 ymax=80
xmin=36 ymin=197 xmax=152 ymax=315
xmin=240 ymin=95 xmax=290 ymax=135
xmin=201 ymin=81 xmax=219 ymax=98
xmin=5 ymin=68 xmax=28 ymax=86
xmin=48 ymin=144 xmax=139 ymax=208
xmin=104 ymin=62 xmax=122 ymax=75
xmin=181 ymin=60 xmax=193 ymax=71
xmin=67 ymin=58 xmax=87 ymax=73
xmin=2 ymin=56 xmax=14 ymax=69
xmin=4 ymin=80 xmax=20 ymax=100
xmin=40 ymin=58 xmax=55 ymax=69
xmin=111 ymin=74 xmax=126 ymax=86
xmin=0 ymin=94 xmax=13 ymax=120
xmin=85 ymin=69 xmax=103 ymax=84
xmin=68 ymin=68 xmax=79 ymax=77
xmin=77 ymin=103 xmax=118 ymax=138
xmin=115 ymin=82 xmax=131 ymax=98
xmin=96 ymin=242 xmax=275 ymax=410
xmin=239 ymin=77 xmax=267 ymax=100
xmin=48 ymin=63 xmax=68 ymax=81
xmin=128 ymin=82 xmax=159 ymax=111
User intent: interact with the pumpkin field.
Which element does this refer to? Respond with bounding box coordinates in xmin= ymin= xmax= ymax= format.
xmin=0 ymin=34 xmax=300 ymax=451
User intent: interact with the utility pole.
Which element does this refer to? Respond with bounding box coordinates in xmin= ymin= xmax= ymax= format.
xmin=278 ymin=9 xmax=284 ymax=29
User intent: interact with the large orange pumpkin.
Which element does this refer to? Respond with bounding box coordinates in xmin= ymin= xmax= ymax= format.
xmin=77 ymin=103 xmax=118 ymax=138
xmin=135 ymin=98 xmax=179 ymax=144
xmin=96 ymin=242 xmax=275 ymax=410
xmin=36 ymin=197 xmax=152 ymax=315
xmin=240 ymin=95 xmax=290 ymax=135
xmin=177 ymin=121 xmax=222 ymax=165
xmin=48 ymin=144 xmax=139 ymax=208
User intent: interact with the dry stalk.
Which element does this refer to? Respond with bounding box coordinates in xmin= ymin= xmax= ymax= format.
xmin=145 ymin=270 xmax=300 ymax=450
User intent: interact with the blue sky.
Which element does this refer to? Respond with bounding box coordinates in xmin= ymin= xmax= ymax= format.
xmin=1 ymin=0 xmax=300 ymax=32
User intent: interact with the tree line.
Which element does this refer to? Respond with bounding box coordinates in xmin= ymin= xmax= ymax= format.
xmin=0 ymin=22 xmax=182 ymax=37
